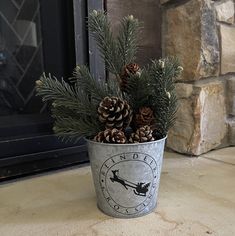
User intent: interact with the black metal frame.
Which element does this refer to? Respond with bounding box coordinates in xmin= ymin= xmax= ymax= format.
xmin=0 ymin=0 xmax=105 ymax=181
xmin=40 ymin=0 xmax=76 ymax=78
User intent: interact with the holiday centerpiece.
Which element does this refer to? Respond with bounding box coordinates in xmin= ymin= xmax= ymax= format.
xmin=36 ymin=11 xmax=183 ymax=218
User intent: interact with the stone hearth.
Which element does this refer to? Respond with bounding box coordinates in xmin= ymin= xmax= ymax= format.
xmin=161 ymin=0 xmax=235 ymax=155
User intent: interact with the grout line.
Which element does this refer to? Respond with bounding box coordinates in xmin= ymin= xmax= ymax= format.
xmin=201 ymin=156 xmax=235 ymax=166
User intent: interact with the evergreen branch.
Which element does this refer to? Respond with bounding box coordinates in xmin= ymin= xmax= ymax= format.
xmin=53 ymin=115 xmax=103 ymax=143
xmin=51 ymin=100 xmax=102 ymax=142
xmin=105 ymin=74 xmax=123 ymax=98
xmin=36 ymin=73 xmax=98 ymax=114
xmin=124 ymin=57 xmax=181 ymax=136
xmin=88 ymin=10 xmax=121 ymax=75
xmin=36 ymin=73 xmax=77 ymax=105
xmin=125 ymin=68 xmax=151 ymax=111
xmin=72 ymin=65 xmax=109 ymax=99
xmin=117 ymin=15 xmax=141 ymax=66
xmin=35 ymin=73 xmax=104 ymax=140
xmin=71 ymin=65 xmax=122 ymax=99
xmin=148 ymin=57 xmax=182 ymax=135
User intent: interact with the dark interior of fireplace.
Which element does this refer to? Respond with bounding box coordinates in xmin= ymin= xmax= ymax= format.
xmin=0 ymin=0 xmax=89 ymax=180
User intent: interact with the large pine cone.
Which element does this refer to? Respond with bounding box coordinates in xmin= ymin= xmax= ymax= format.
xmin=94 ymin=128 xmax=127 ymax=144
xmin=133 ymin=107 xmax=154 ymax=129
xmin=120 ymin=63 xmax=141 ymax=91
xmin=129 ymin=125 xmax=155 ymax=143
xmin=98 ymin=96 xmax=132 ymax=129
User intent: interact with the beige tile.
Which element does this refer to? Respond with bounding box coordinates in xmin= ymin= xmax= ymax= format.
xmin=201 ymin=147 xmax=235 ymax=165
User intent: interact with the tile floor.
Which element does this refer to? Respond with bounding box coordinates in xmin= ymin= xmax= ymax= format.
xmin=0 ymin=148 xmax=235 ymax=236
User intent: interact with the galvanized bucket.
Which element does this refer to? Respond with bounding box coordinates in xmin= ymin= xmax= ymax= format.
xmin=87 ymin=137 xmax=166 ymax=218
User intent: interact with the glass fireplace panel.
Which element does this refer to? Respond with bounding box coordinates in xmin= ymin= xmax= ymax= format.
xmin=0 ymin=0 xmax=45 ymax=116
xmin=0 ymin=0 xmax=89 ymax=180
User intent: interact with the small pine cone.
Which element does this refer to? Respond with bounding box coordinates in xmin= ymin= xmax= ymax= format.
xmin=120 ymin=63 xmax=141 ymax=91
xmin=94 ymin=129 xmax=127 ymax=144
xmin=129 ymin=125 xmax=155 ymax=143
xmin=133 ymin=107 xmax=154 ymax=129
xmin=152 ymin=129 xmax=163 ymax=140
xmin=98 ymin=96 xmax=132 ymax=129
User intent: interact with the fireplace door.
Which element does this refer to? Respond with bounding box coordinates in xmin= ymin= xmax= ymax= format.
xmin=0 ymin=0 xmax=105 ymax=180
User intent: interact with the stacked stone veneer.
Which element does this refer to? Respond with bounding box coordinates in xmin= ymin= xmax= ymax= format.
xmin=161 ymin=0 xmax=235 ymax=155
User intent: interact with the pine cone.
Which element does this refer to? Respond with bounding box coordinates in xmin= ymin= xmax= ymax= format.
xmin=120 ymin=63 xmax=141 ymax=91
xmin=133 ymin=107 xmax=154 ymax=129
xmin=152 ymin=129 xmax=163 ymax=140
xmin=98 ymin=96 xmax=132 ymax=129
xmin=129 ymin=125 xmax=155 ymax=143
xmin=94 ymin=129 xmax=127 ymax=144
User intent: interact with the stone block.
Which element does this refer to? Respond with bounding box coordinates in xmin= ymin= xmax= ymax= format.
xmin=215 ymin=0 xmax=234 ymax=24
xmin=220 ymin=25 xmax=235 ymax=74
xmin=227 ymin=76 xmax=235 ymax=92
xmin=160 ymin=0 xmax=171 ymax=4
xmin=227 ymin=118 xmax=235 ymax=145
xmin=167 ymin=94 xmax=195 ymax=154
xmin=227 ymin=77 xmax=235 ymax=115
xmin=175 ymin=83 xmax=193 ymax=98
xmin=167 ymin=81 xmax=227 ymax=155
xmin=163 ymin=0 xmax=220 ymax=81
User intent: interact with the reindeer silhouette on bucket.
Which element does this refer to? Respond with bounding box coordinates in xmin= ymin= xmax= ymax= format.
xmin=110 ymin=170 xmax=150 ymax=197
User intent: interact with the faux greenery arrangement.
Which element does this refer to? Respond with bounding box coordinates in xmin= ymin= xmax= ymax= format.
xmin=36 ymin=11 xmax=183 ymax=144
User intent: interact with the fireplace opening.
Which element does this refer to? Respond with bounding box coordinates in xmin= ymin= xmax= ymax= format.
xmin=0 ymin=0 xmax=89 ymax=180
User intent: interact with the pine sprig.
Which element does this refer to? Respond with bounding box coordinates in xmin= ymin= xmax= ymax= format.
xmin=125 ymin=68 xmax=151 ymax=111
xmin=88 ymin=10 xmax=121 ymax=75
xmin=36 ymin=73 xmax=97 ymax=114
xmin=36 ymin=73 xmax=77 ymax=106
xmin=51 ymin=100 xmax=103 ymax=143
xmin=72 ymin=65 xmax=110 ymax=99
xmin=88 ymin=11 xmax=140 ymax=78
xmin=117 ymin=15 xmax=141 ymax=66
xmin=71 ymin=65 xmax=122 ymax=99
xmin=53 ymin=116 xmax=102 ymax=143
xmin=124 ymin=57 xmax=182 ymax=136
xmin=148 ymin=58 xmax=182 ymax=136
xmin=36 ymin=73 xmax=103 ymax=141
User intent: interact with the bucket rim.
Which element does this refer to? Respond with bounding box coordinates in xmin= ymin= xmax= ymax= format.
xmin=85 ymin=135 xmax=167 ymax=147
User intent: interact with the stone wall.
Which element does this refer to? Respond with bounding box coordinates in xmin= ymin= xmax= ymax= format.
xmin=161 ymin=0 xmax=235 ymax=155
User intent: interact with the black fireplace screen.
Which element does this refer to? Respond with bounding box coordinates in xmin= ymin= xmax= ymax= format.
xmin=0 ymin=0 xmax=104 ymax=180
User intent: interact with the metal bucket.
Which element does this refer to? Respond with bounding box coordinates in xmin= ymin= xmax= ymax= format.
xmin=87 ymin=137 xmax=166 ymax=218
